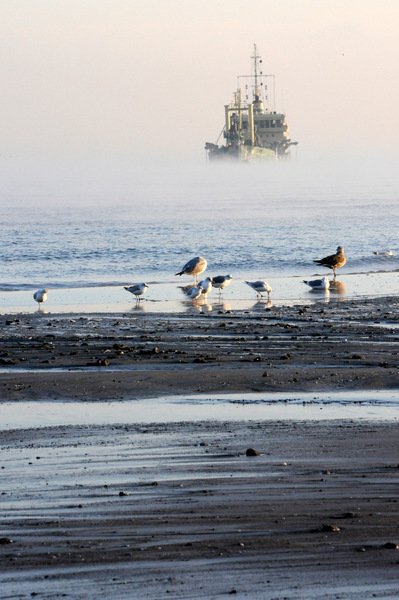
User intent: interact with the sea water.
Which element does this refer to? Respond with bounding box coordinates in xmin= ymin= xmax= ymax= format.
xmin=0 ymin=156 xmax=398 ymax=311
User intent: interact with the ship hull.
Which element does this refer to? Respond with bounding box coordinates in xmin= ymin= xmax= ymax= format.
xmin=207 ymin=144 xmax=276 ymax=162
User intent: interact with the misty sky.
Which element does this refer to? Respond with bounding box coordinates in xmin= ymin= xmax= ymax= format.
xmin=1 ymin=0 xmax=399 ymax=164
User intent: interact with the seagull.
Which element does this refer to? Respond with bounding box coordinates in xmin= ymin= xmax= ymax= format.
xmin=185 ymin=285 xmax=203 ymax=300
xmin=124 ymin=283 xmax=149 ymax=300
xmin=212 ymin=274 xmax=232 ymax=295
xmin=245 ymin=280 xmax=272 ymax=299
xmin=33 ymin=288 xmax=49 ymax=309
xmin=303 ymin=277 xmax=330 ymax=290
xmin=313 ymin=246 xmax=346 ymax=279
xmin=373 ymin=250 xmax=393 ymax=256
xmin=175 ymin=256 xmax=207 ymax=283
xmin=198 ymin=277 xmax=213 ymax=295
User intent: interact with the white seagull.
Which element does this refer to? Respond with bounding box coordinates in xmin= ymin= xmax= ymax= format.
xmin=33 ymin=288 xmax=49 ymax=308
xmin=175 ymin=256 xmax=207 ymax=284
xmin=303 ymin=277 xmax=330 ymax=290
xmin=212 ymin=274 xmax=232 ymax=295
xmin=245 ymin=280 xmax=272 ymax=299
xmin=185 ymin=285 xmax=203 ymax=300
xmin=124 ymin=283 xmax=149 ymax=300
xmin=198 ymin=277 xmax=213 ymax=295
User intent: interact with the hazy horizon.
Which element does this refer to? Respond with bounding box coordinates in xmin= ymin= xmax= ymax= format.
xmin=1 ymin=1 xmax=398 ymax=169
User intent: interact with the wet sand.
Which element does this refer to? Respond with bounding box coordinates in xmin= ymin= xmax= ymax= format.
xmin=0 ymin=295 xmax=398 ymax=400
xmin=1 ymin=295 xmax=399 ymax=599
xmin=1 ymin=419 xmax=399 ymax=599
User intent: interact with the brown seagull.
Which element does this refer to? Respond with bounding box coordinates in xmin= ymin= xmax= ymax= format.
xmin=313 ymin=246 xmax=346 ymax=279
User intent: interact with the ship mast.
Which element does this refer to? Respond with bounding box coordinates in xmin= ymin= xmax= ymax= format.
xmin=251 ymin=43 xmax=261 ymax=102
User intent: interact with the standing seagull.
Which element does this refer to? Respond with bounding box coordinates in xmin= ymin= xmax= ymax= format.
xmin=33 ymin=288 xmax=49 ymax=309
xmin=124 ymin=283 xmax=149 ymax=301
xmin=313 ymin=246 xmax=346 ymax=279
xmin=175 ymin=256 xmax=207 ymax=284
xmin=246 ymin=280 xmax=272 ymax=299
xmin=198 ymin=276 xmax=213 ymax=296
xmin=303 ymin=277 xmax=330 ymax=290
xmin=212 ymin=274 xmax=233 ymax=296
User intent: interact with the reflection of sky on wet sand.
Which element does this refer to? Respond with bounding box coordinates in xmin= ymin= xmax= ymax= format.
xmin=2 ymin=391 xmax=399 ymax=430
xmin=0 ymin=272 xmax=397 ymax=315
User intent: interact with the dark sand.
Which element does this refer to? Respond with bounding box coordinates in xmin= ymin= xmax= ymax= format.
xmin=0 ymin=296 xmax=398 ymax=400
xmin=1 ymin=296 xmax=398 ymax=599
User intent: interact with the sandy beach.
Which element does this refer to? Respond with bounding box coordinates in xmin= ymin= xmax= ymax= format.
xmin=1 ymin=295 xmax=398 ymax=599
xmin=0 ymin=294 xmax=398 ymax=401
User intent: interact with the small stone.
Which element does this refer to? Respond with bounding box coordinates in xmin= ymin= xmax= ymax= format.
xmin=246 ymin=448 xmax=260 ymax=457
xmin=382 ymin=542 xmax=399 ymax=549
xmin=320 ymin=524 xmax=340 ymax=532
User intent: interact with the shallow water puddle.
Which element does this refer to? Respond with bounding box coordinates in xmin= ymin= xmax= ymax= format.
xmin=1 ymin=390 xmax=398 ymax=430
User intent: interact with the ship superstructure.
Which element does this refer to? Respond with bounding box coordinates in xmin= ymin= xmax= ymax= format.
xmin=205 ymin=45 xmax=297 ymax=161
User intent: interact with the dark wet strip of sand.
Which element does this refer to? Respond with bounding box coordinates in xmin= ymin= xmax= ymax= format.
xmin=0 ymin=295 xmax=398 ymax=401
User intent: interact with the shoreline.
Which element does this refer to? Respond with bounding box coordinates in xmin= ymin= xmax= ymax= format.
xmin=1 ymin=270 xmax=398 ymax=315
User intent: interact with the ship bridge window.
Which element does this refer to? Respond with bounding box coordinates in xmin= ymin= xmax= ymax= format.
xmin=271 ymin=120 xmax=276 ymax=127
xmin=276 ymin=120 xmax=282 ymax=127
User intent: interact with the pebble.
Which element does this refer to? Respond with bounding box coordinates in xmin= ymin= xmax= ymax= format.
xmin=246 ymin=448 xmax=260 ymax=457
xmin=320 ymin=524 xmax=340 ymax=532
xmin=382 ymin=542 xmax=399 ymax=549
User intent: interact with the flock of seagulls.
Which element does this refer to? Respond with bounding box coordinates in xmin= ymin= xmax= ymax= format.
xmin=131 ymin=246 xmax=346 ymax=304
xmin=32 ymin=246 xmax=351 ymax=309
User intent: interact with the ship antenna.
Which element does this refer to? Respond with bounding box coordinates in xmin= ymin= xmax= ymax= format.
xmin=252 ymin=43 xmax=260 ymax=101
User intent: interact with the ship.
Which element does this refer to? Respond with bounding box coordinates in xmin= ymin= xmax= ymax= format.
xmin=205 ymin=45 xmax=298 ymax=161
